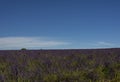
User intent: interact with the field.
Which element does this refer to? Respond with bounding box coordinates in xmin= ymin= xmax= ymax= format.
xmin=0 ymin=48 xmax=120 ymax=82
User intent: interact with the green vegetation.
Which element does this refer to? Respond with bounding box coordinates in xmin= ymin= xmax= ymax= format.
xmin=21 ymin=48 xmax=27 ymax=50
xmin=0 ymin=50 xmax=120 ymax=82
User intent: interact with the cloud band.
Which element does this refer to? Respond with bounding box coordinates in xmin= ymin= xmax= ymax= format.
xmin=0 ymin=37 xmax=69 ymax=49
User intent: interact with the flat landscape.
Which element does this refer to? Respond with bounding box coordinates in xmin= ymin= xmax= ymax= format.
xmin=1 ymin=0 xmax=120 ymax=82
xmin=0 ymin=48 xmax=120 ymax=82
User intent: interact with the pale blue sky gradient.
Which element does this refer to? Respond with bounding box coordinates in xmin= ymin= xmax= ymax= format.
xmin=0 ymin=0 xmax=120 ymax=49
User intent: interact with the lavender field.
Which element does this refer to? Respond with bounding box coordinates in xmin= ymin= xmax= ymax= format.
xmin=0 ymin=48 xmax=120 ymax=82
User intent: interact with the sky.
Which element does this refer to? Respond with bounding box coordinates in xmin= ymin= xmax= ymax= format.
xmin=0 ymin=0 xmax=120 ymax=49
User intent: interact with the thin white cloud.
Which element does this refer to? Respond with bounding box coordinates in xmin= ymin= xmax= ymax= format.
xmin=0 ymin=37 xmax=69 ymax=49
xmin=91 ymin=41 xmax=115 ymax=48
xmin=96 ymin=41 xmax=114 ymax=46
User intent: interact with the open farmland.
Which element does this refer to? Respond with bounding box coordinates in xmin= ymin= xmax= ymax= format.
xmin=0 ymin=48 xmax=120 ymax=82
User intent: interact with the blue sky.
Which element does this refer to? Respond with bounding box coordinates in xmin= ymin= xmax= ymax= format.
xmin=0 ymin=0 xmax=120 ymax=49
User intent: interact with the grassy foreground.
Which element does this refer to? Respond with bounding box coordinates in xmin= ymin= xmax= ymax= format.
xmin=0 ymin=49 xmax=120 ymax=82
